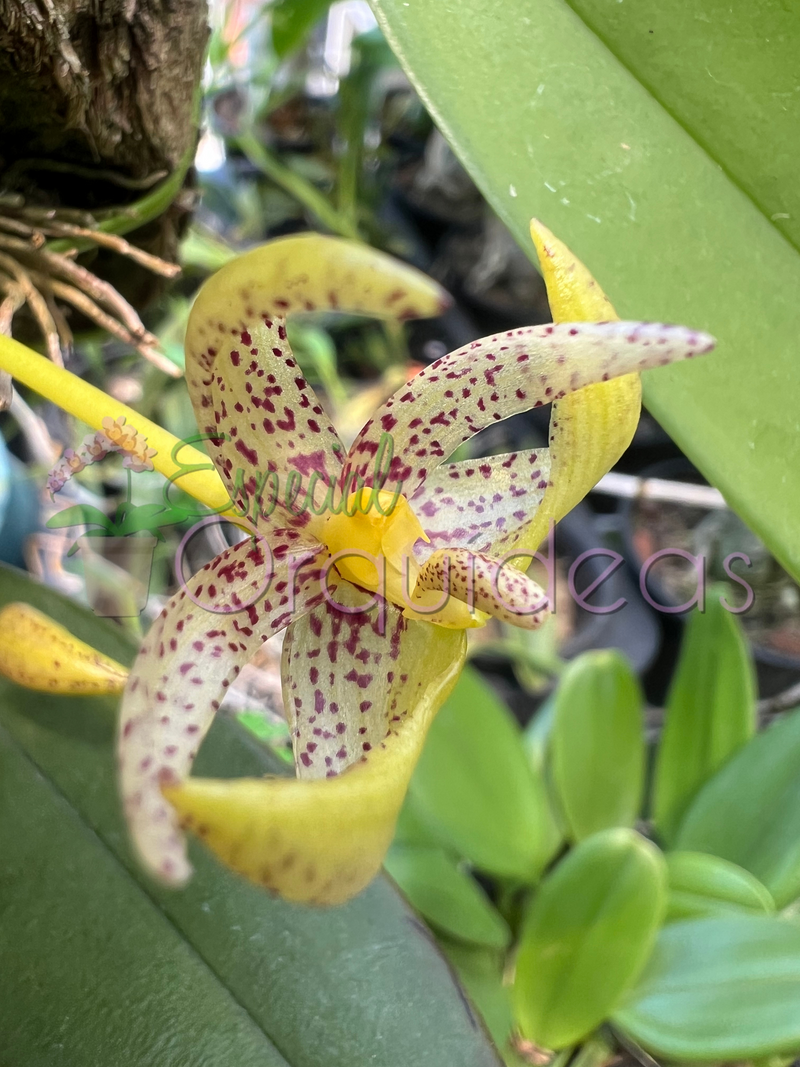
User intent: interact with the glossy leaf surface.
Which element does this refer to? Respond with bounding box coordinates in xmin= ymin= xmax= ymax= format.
xmin=0 ymin=566 xmax=501 ymax=1067
xmin=665 ymin=851 xmax=774 ymax=922
xmin=410 ymin=667 xmax=556 ymax=881
xmin=370 ymin=0 xmax=800 ymax=581
xmin=551 ymin=650 xmax=644 ymax=841
xmin=676 ymin=708 xmax=800 ymax=909
xmin=385 ymin=844 xmax=511 ymax=949
xmin=653 ymin=597 xmax=755 ymax=842
xmin=513 ymin=828 xmax=666 ymax=1049
xmin=615 ymin=916 xmax=800 ymax=1060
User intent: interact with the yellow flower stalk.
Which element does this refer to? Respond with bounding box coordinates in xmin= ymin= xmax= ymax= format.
xmin=0 ymin=603 xmax=128 ymax=694
xmin=110 ymin=229 xmax=713 ymax=905
xmin=0 ymin=330 xmax=229 ymax=512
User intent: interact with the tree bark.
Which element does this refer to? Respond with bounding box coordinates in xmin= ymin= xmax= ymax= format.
xmin=0 ymin=0 xmax=208 ymax=210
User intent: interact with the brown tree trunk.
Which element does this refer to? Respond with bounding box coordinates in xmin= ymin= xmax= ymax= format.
xmin=0 ymin=0 xmax=208 ymax=204
xmin=0 ymin=0 xmax=209 ymax=304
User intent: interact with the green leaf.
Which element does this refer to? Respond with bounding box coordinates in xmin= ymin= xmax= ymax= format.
xmin=551 ymin=651 xmax=644 ymax=841
xmin=370 ymin=0 xmax=800 ymax=582
xmin=675 ymin=708 xmax=800 ymax=909
xmin=665 ymin=851 xmax=774 ymax=922
xmin=614 ymin=916 xmax=800 ymax=1061
xmin=513 ymin=828 xmax=667 ymax=1049
xmin=410 ymin=666 xmax=558 ymax=881
xmin=438 ymin=940 xmax=527 ymax=1066
xmin=271 ymin=0 xmax=331 ymax=59
xmin=653 ymin=597 xmax=755 ymax=842
xmin=385 ymin=844 xmax=511 ymax=949
xmin=0 ymin=565 xmax=502 ymax=1067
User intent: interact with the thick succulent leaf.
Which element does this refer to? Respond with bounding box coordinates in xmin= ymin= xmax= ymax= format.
xmin=410 ymin=449 xmax=551 ymax=560
xmin=675 ymin=708 xmax=800 ymax=908
xmin=513 ymin=828 xmax=667 ymax=1049
xmin=0 ymin=602 xmax=127 ymax=694
xmin=184 ymin=233 xmax=447 ymax=538
xmin=369 ymin=0 xmax=800 ymax=581
xmin=385 ymin=843 xmax=511 ymax=949
xmin=440 ymin=940 xmax=522 ymax=1064
xmin=119 ymin=540 xmax=328 ymax=886
xmin=345 ymin=321 xmax=712 ymax=500
xmin=653 ymin=596 xmax=756 ymax=844
xmin=614 ymin=916 xmax=800 ymax=1061
xmin=410 ymin=666 xmax=556 ymax=880
xmin=665 ymin=851 xmax=774 ymax=922
xmin=551 ymin=650 xmax=645 ymax=841
xmin=167 ymin=608 xmax=466 ymax=904
xmin=0 ymin=565 xmax=502 ymax=1067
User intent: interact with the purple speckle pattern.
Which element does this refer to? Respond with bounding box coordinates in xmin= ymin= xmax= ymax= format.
xmin=410 ymin=448 xmax=553 ymax=560
xmin=118 ymin=540 xmax=327 ymax=884
xmin=120 ymin=238 xmax=715 ymax=888
xmin=416 ymin=548 xmax=548 ymax=628
xmin=344 ymin=321 xmax=714 ymax=501
xmin=281 ymin=581 xmax=415 ymax=780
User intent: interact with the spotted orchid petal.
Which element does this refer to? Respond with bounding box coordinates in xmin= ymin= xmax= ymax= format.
xmin=118 ymin=537 xmax=329 ymax=884
xmin=0 ymin=603 xmax=128 ymax=694
xmin=409 ymin=448 xmax=552 ymax=558
xmin=163 ymin=601 xmax=465 ymax=904
xmin=411 ymin=548 xmax=548 ymax=629
xmin=283 ymin=581 xmax=421 ymax=779
xmin=504 ymin=220 xmax=644 ymax=558
xmin=344 ymin=320 xmax=714 ymax=504
xmin=184 ymin=234 xmax=448 ymax=543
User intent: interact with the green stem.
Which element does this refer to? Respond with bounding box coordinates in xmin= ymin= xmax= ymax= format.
xmin=550 ymin=1045 xmax=576 ymax=1067
xmin=569 ymin=1035 xmax=615 ymax=1067
xmin=236 ymin=130 xmax=361 ymax=241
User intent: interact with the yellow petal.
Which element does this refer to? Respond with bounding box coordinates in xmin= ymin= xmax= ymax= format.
xmin=0 ymin=602 xmax=128 ymax=694
xmin=509 ymin=220 xmax=642 ymax=559
xmin=0 ymin=334 xmax=230 ymax=513
xmin=165 ymin=607 xmax=466 ymax=905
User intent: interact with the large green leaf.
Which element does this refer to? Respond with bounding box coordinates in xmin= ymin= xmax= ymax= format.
xmin=653 ymin=597 xmax=756 ymax=842
xmin=369 ymin=0 xmax=800 ymax=580
xmin=0 ymin=566 xmax=502 ymax=1067
xmin=513 ymin=828 xmax=667 ymax=1049
xmin=675 ymin=708 xmax=800 ymax=909
xmin=614 ymin=916 xmax=800 ymax=1060
xmin=551 ymin=650 xmax=644 ymax=841
xmin=409 ymin=666 xmax=557 ymax=881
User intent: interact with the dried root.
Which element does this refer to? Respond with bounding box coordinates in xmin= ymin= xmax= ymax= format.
xmin=0 ymin=202 xmax=182 ymax=378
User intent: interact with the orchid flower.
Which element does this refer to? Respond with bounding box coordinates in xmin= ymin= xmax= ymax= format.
xmin=0 ymin=225 xmax=714 ymax=904
xmin=110 ymin=228 xmax=713 ymax=905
